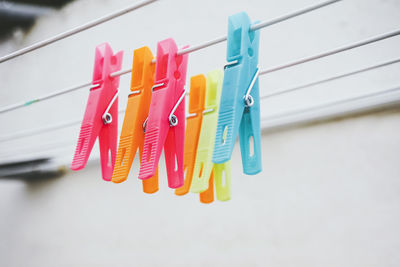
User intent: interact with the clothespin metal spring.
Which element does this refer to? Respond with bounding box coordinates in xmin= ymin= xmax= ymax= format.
xmin=168 ymin=89 xmax=186 ymax=127
xmin=244 ymin=68 xmax=260 ymax=107
xmin=102 ymin=91 xmax=119 ymax=124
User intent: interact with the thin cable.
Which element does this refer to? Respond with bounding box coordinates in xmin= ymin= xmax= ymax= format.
xmin=0 ymin=58 xmax=397 ymax=144
xmin=259 ymin=29 xmax=400 ymax=76
xmin=0 ymin=0 xmax=158 ymax=63
xmin=261 ymin=57 xmax=400 ymax=99
xmin=0 ymin=82 xmax=98 ymax=114
xmin=2 ymin=84 xmax=400 ymax=159
xmin=1 ymin=27 xmax=399 ymax=114
xmin=0 ymin=0 xmax=342 ymax=113
xmin=0 ymin=108 xmax=126 ymax=143
xmin=261 ymin=85 xmax=400 ymax=124
xmin=176 ymin=0 xmax=342 ymax=56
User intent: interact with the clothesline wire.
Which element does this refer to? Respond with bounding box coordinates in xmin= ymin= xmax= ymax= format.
xmin=259 ymin=29 xmax=400 ymax=75
xmin=0 ymin=0 xmax=158 ymax=64
xmin=262 ymin=85 xmax=400 ymax=122
xmin=0 ymin=0 xmax=342 ymax=114
xmin=261 ymin=57 xmax=400 ymax=99
xmin=173 ymin=0 xmax=343 ymax=57
xmin=1 ymin=83 xmax=400 ymax=159
xmin=1 ymin=26 xmax=399 ymax=114
xmin=0 ymin=54 xmax=398 ymax=143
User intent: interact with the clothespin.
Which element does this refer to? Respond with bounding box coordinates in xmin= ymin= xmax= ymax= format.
xmin=190 ymin=70 xmax=231 ymax=203
xmin=71 ymin=43 xmax=123 ymax=181
xmin=111 ymin=47 xmax=158 ymax=193
xmin=138 ymin=38 xmax=189 ymax=188
xmin=213 ymin=12 xmax=262 ymax=175
xmin=175 ymin=74 xmax=206 ymax=195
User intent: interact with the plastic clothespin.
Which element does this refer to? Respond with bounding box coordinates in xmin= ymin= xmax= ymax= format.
xmin=111 ymin=47 xmax=159 ymax=193
xmin=138 ymin=38 xmax=189 ymax=188
xmin=175 ymin=74 xmax=206 ymax=196
xmin=213 ymin=12 xmax=262 ymax=175
xmin=190 ymin=70 xmax=231 ymax=203
xmin=71 ymin=43 xmax=123 ymax=181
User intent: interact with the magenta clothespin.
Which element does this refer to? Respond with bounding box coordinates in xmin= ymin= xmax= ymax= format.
xmin=138 ymin=38 xmax=188 ymax=188
xmin=71 ymin=43 xmax=123 ymax=181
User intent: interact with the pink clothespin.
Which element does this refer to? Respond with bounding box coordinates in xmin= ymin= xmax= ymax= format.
xmin=138 ymin=38 xmax=188 ymax=188
xmin=71 ymin=43 xmax=123 ymax=181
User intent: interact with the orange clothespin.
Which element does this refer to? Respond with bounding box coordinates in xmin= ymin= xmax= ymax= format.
xmin=175 ymin=74 xmax=206 ymax=196
xmin=112 ymin=47 xmax=158 ymax=193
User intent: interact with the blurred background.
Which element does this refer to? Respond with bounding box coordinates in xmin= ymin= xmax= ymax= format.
xmin=0 ymin=0 xmax=400 ymax=266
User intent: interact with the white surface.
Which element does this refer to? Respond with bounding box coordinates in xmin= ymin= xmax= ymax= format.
xmin=0 ymin=0 xmax=400 ymax=266
xmin=1 ymin=111 xmax=400 ymax=266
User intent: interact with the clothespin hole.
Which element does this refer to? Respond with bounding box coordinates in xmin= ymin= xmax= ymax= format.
xmin=120 ymin=148 xmax=126 ymax=166
xmin=222 ymin=126 xmax=228 ymax=145
xmin=221 ymin=171 xmax=226 ymax=187
xmin=199 ymin=163 xmax=204 ymax=178
xmin=174 ymin=71 xmax=181 ymax=79
xmin=78 ymin=138 xmax=85 ymax=154
xmin=249 ymin=136 xmax=254 ymax=157
xmin=108 ymin=149 xmax=112 ymax=167
xmin=146 ymin=143 xmax=152 ymax=162
xmin=174 ymin=155 xmax=178 ymax=171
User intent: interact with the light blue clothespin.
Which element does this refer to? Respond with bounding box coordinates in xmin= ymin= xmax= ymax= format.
xmin=212 ymin=12 xmax=262 ymax=175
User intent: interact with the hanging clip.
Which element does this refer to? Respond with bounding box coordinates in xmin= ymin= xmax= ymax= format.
xmin=189 ymin=70 xmax=231 ymax=202
xmin=138 ymin=38 xmax=189 ymax=188
xmin=175 ymin=74 xmax=206 ymax=196
xmin=213 ymin=12 xmax=262 ymax=175
xmin=71 ymin=43 xmax=123 ymax=181
xmin=111 ymin=47 xmax=159 ymax=193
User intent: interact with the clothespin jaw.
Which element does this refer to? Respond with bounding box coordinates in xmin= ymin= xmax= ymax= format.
xmin=213 ymin=162 xmax=231 ymax=201
xmin=111 ymin=46 xmax=159 ymax=193
xmin=213 ymin=12 xmax=262 ymax=175
xmin=199 ymin=162 xmax=232 ymax=203
xmin=175 ymin=74 xmax=206 ymax=196
xmin=190 ymin=70 xmax=224 ymax=193
xmin=139 ymin=38 xmax=189 ymax=189
xmin=71 ymin=43 xmax=123 ymax=181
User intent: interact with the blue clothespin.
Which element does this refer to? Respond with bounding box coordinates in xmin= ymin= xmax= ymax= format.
xmin=212 ymin=12 xmax=262 ymax=175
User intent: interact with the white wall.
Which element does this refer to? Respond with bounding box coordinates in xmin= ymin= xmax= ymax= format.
xmin=0 ymin=0 xmax=399 ymax=266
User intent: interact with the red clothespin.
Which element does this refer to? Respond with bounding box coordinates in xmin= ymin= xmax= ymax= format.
xmin=138 ymin=38 xmax=188 ymax=188
xmin=71 ymin=43 xmax=123 ymax=181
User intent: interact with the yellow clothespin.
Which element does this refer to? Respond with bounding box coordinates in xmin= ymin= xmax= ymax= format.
xmin=190 ymin=70 xmax=231 ymax=203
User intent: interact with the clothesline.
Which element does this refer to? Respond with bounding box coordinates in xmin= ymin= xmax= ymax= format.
xmin=0 ymin=0 xmax=343 ymax=114
xmin=0 ymin=54 xmax=399 ymax=144
xmin=261 ymin=57 xmax=400 ymax=99
xmin=0 ymin=0 xmax=159 ymax=63
xmin=1 ymin=27 xmax=399 ymax=115
xmin=1 ymin=83 xmax=399 ymax=161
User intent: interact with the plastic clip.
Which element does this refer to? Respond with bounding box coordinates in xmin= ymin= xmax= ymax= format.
xmin=138 ymin=38 xmax=189 ymax=188
xmin=112 ymin=47 xmax=159 ymax=193
xmin=71 ymin=43 xmax=123 ymax=181
xmin=190 ymin=70 xmax=231 ymax=203
xmin=213 ymin=12 xmax=262 ymax=175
